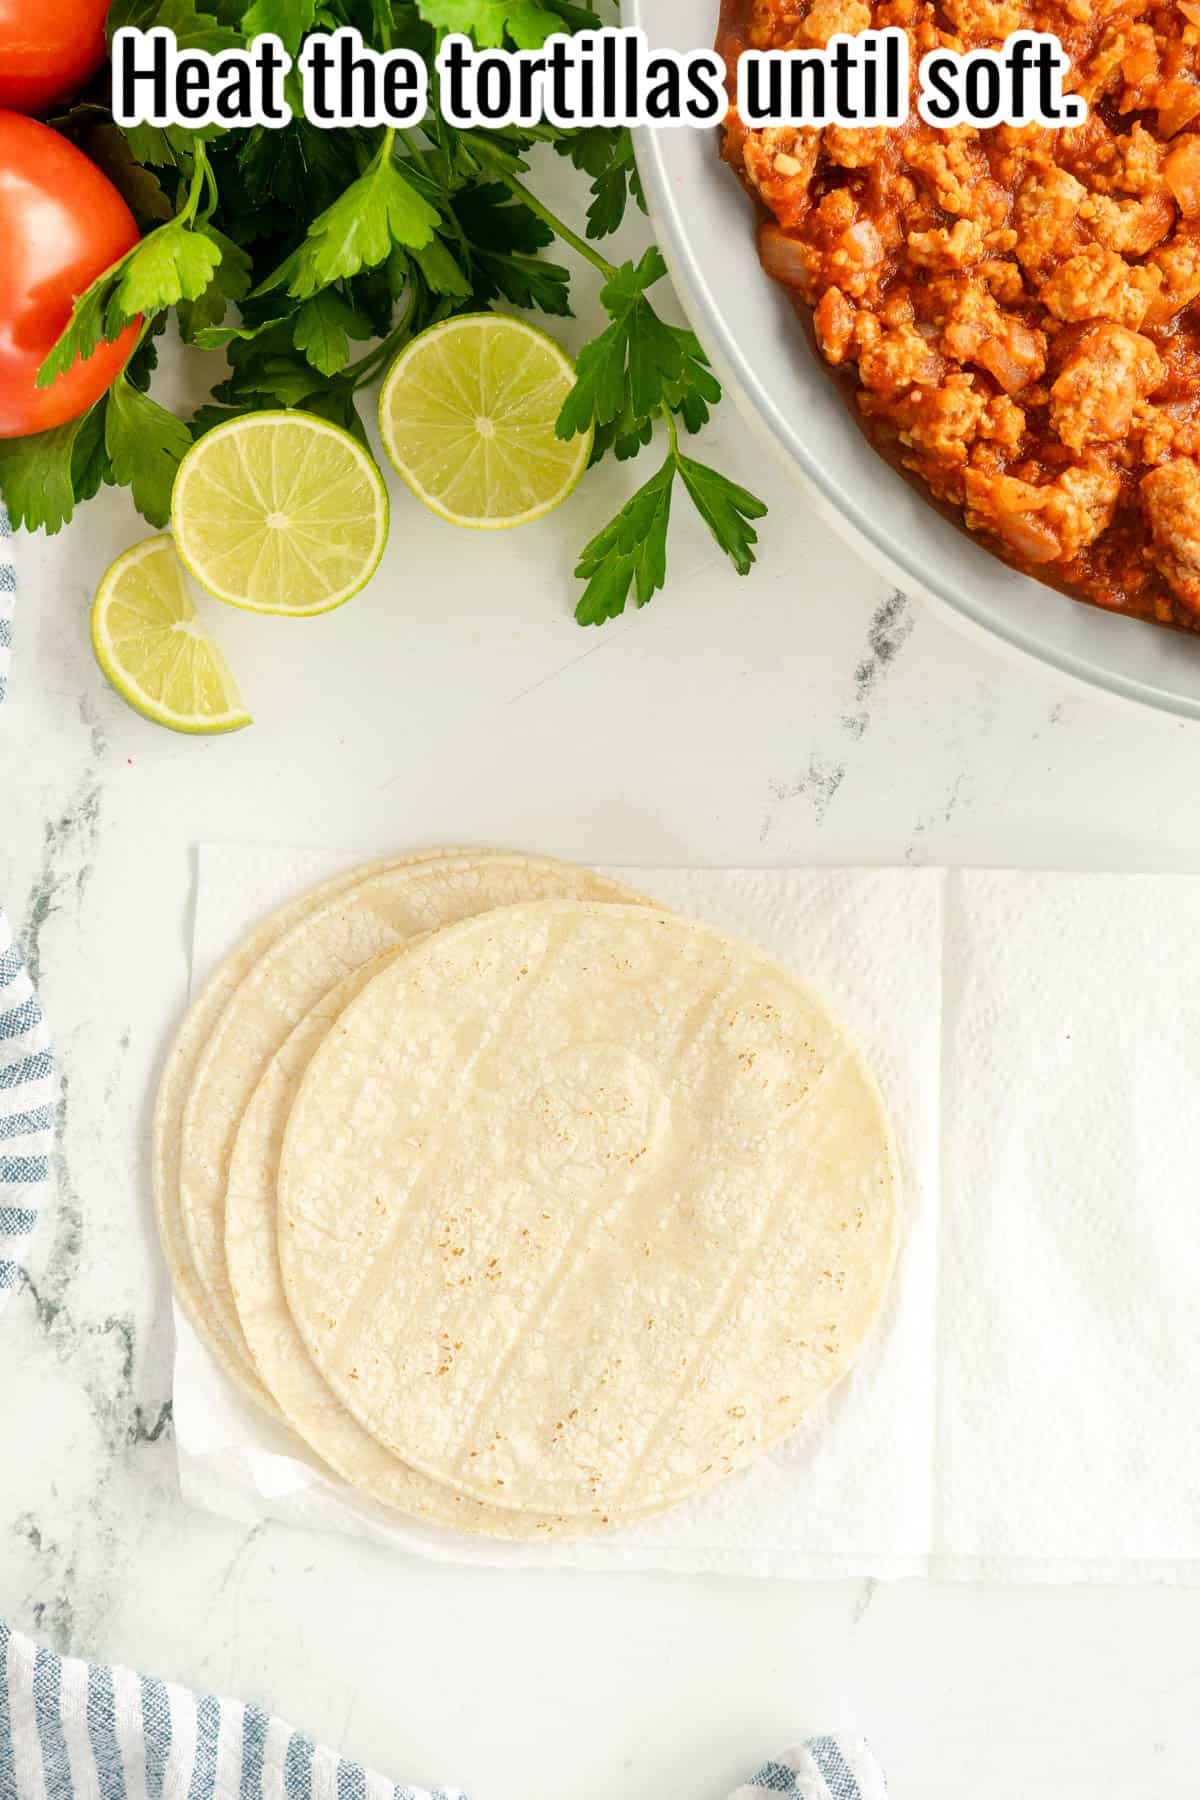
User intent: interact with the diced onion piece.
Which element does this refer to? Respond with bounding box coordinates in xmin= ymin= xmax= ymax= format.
xmin=842 ymin=219 xmax=884 ymax=267
xmin=758 ymin=221 xmax=814 ymax=294
xmin=975 ymin=320 xmax=1046 ymax=395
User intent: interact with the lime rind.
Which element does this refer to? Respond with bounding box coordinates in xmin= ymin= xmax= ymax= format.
xmin=171 ymin=411 xmax=389 ymax=617
xmin=379 ymin=314 xmax=593 ymax=532
xmin=91 ymin=536 xmax=252 ymax=736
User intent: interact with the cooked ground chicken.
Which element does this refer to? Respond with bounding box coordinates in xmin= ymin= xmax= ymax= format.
xmin=720 ymin=0 xmax=1200 ymax=630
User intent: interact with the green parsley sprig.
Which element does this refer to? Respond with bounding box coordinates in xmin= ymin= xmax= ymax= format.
xmin=0 ymin=0 xmax=768 ymax=624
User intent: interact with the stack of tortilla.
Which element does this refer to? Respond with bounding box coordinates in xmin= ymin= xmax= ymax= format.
xmin=154 ymin=849 xmax=899 ymax=1540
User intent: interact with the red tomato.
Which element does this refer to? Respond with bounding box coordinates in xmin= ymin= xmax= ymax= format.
xmin=0 ymin=112 xmax=141 ymax=439
xmin=0 ymin=0 xmax=110 ymax=114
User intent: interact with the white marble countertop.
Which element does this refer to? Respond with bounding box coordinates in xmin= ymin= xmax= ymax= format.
xmin=5 ymin=262 xmax=1200 ymax=1798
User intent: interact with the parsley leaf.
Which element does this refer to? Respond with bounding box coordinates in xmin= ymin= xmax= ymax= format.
xmin=37 ymin=280 xmax=125 ymax=391
xmin=38 ymin=213 xmax=226 ymax=391
xmin=543 ymin=0 xmax=602 ymax=24
xmin=556 ymin=250 xmax=718 ymax=446
xmin=126 ymin=324 xmax=163 ymax=391
xmin=298 ymin=386 xmax=372 ymax=448
xmin=259 ymin=146 xmax=440 ymax=299
xmin=105 ymin=377 xmax=193 ymax=526
xmin=206 ymin=319 xmax=333 ymax=411
xmin=120 ymin=121 xmax=196 ymax=169
xmin=555 ymin=127 xmax=646 ymax=239
xmin=455 ymin=182 xmax=553 ymax=258
xmin=417 ymin=0 xmax=565 ymax=48
xmin=453 ymin=182 xmax=572 ymax=314
xmin=176 ymin=227 xmax=254 ymax=341
xmin=71 ymin=403 xmax=115 ymax=505
xmin=586 ymin=146 xmax=646 ymax=239
xmin=235 ymin=119 xmax=351 ymax=231
xmin=572 ymin=445 xmax=768 ymax=623
xmin=292 ymin=288 xmax=372 ymax=376
xmin=242 ymin=0 xmax=317 ymax=53
xmin=106 ymin=0 xmax=244 ymax=52
xmin=590 ymin=411 xmax=654 ymax=465
xmin=410 ymin=239 xmax=472 ymax=299
xmin=574 ymin=455 xmax=674 ymax=626
xmin=676 ymin=453 xmax=768 ymax=576
xmin=0 ymin=422 xmax=87 ymax=535
xmin=0 ymin=397 xmax=115 ymax=533
xmin=117 ymin=221 xmax=224 ymax=317
xmin=84 ymin=124 xmax=175 ymax=224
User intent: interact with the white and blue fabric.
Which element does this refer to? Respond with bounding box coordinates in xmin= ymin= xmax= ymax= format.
xmin=0 ymin=1621 xmax=465 ymax=1800
xmin=0 ymin=511 xmax=55 ymax=1308
xmin=736 ymin=1739 xmax=888 ymax=1799
xmin=0 ymin=1619 xmax=887 ymax=1800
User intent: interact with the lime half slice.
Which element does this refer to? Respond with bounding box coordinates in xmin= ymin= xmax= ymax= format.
xmin=91 ymin=537 xmax=251 ymax=735
xmin=171 ymin=411 xmax=389 ymax=615
xmin=379 ymin=314 xmax=593 ymax=530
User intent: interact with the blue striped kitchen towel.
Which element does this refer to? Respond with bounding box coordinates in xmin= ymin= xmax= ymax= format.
xmin=0 ymin=1620 xmax=887 ymax=1800
xmin=0 ymin=1622 xmax=466 ymax=1800
xmin=0 ymin=511 xmax=55 ymax=1308
xmin=736 ymin=1740 xmax=887 ymax=1799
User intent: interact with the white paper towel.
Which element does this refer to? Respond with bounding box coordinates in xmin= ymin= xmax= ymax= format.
xmin=173 ymin=848 xmax=1200 ymax=1582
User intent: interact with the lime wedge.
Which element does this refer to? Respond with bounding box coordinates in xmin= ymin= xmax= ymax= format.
xmin=379 ymin=314 xmax=593 ymax=530
xmin=171 ymin=411 xmax=389 ymax=616
xmin=91 ymin=537 xmax=252 ymax=735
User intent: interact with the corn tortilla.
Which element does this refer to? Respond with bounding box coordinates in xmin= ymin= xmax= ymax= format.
xmin=226 ymin=953 xmax=642 ymax=1538
xmin=278 ymin=900 xmax=899 ymax=1518
xmin=152 ymin=854 xmax=426 ymax=1413
xmin=179 ymin=855 xmax=653 ymax=1375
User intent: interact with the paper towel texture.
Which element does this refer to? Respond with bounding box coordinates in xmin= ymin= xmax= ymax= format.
xmin=174 ymin=849 xmax=1200 ymax=1581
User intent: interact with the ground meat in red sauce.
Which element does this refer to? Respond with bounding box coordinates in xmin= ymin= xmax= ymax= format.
xmin=719 ymin=0 xmax=1200 ymax=630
